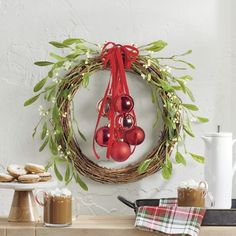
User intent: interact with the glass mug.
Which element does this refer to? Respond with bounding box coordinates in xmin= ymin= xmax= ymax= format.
xmin=35 ymin=188 xmax=73 ymax=227
xmin=177 ymin=180 xmax=214 ymax=208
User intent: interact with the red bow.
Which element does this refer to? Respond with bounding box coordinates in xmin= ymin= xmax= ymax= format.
xmin=93 ymin=42 xmax=139 ymax=159
xmin=101 ymin=42 xmax=139 ymax=69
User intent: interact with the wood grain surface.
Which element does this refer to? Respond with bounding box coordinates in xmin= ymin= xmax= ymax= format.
xmin=0 ymin=215 xmax=235 ymax=236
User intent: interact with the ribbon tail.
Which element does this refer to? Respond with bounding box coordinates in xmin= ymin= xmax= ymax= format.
xmin=93 ymin=79 xmax=111 ymax=159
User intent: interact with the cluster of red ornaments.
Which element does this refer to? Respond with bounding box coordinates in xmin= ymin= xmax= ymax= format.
xmin=93 ymin=42 xmax=144 ymax=162
xmin=95 ymin=94 xmax=145 ymax=162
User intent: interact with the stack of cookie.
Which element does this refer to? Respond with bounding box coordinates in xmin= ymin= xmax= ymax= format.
xmin=0 ymin=163 xmax=52 ymax=183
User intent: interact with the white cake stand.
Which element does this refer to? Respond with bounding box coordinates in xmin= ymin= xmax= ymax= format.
xmin=0 ymin=180 xmax=57 ymax=222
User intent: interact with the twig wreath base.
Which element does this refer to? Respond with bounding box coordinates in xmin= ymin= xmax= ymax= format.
xmin=25 ymin=39 xmax=208 ymax=189
xmin=58 ymin=56 xmax=176 ymax=184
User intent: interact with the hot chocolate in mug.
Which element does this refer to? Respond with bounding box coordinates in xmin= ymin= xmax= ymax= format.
xmin=35 ymin=188 xmax=74 ymax=227
xmin=177 ymin=180 xmax=214 ymax=208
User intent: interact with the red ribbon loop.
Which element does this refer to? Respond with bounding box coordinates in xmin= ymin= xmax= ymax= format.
xmin=101 ymin=42 xmax=139 ymax=69
xmin=93 ymin=42 xmax=139 ymax=159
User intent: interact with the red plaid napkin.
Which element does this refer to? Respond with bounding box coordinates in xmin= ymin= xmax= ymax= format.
xmin=135 ymin=198 xmax=206 ymax=236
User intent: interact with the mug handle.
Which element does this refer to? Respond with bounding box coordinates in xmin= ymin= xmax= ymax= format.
xmin=72 ymin=197 xmax=79 ymax=221
xmin=35 ymin=190 xmax=47 ymax=206
xmin=198 ymin=180 xmax=215 ymax=208
xmin=199 ymin=180 xmax=208 ymax=193
xmin=207 ymin=191 xmax=215 ymax=208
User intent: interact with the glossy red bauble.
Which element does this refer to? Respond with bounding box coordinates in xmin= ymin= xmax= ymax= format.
xmin=96 ymin=96 xmax=111 ymax=117
xmin=115 ymin=114 xmax=135 ymax=130
xmin=124 ymin=126 xmax=145 ymax=145
xmin=111 ymin=141 xmax=131 ymax=162
xmin=114 ymin=94 xmax=134 ymax=114
xmin=95 ymin=126 xmax=110 ymax=147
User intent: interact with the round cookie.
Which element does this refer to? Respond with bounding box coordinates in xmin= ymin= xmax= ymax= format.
xmin=0 ymin=173 xmax=14 ymax=182
xmin=25 ymin=163 xmax=45 ymax=174
xmin=7 ymin=164 xmax=27 ymax=178
xmin=38 ymin=172 xmax=52 ymax=182
xmin=18 ymin=174 xmax=40 ymax=183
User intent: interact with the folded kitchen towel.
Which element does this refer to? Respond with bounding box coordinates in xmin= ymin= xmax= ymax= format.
xmin=135 ymin=198 xmax=206 ymax=236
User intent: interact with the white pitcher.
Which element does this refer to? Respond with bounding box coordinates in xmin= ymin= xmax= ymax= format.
xmin=202 ymin=132 xmax=236 ymax=209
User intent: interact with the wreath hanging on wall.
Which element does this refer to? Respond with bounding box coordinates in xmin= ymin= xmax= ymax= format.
xmin=24 ymin=38 xmax=208 ymax=190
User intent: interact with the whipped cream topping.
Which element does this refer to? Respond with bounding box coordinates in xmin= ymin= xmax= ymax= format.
xmin=178 ymin=179 xmax=205 ymax=189
xmin=48 ymin=188 xmax=72 ymax=197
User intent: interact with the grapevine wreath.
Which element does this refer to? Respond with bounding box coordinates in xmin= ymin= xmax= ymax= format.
xmin=24 ymin=39 xmax=208 ymax=190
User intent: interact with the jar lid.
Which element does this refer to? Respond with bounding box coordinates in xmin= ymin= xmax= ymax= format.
xmin=204 ymin=132 xmax=232 ymax=137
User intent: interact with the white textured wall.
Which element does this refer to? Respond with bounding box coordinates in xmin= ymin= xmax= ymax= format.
xmin=0 ymin=0 xmax=235 ymax=216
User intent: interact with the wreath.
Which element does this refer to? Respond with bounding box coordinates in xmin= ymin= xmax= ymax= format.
xmin=24 ymin=38 xmax=208 ymax=190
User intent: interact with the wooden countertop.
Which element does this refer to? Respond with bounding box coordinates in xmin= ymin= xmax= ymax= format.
xmin=0 ymin=215 xmax=236 ymax=236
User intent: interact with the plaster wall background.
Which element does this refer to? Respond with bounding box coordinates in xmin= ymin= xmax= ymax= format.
xmin=0 ymin=0 xmax=235 ymax=216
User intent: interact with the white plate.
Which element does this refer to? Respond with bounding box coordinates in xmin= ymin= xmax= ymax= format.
xmin=0 ymin=180 xmax=58 ymax=191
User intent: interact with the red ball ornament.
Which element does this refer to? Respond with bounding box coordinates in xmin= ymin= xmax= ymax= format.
xmin=95 ymin=126 xmax=110 ymax=147
xmin=114 ymin=94 xmax=134 ymax=114
xmin=124 ymin=126 xmax=145 ymax=145
xmin=115 ymin=114 xmax=135 ymax=130
xmin=111 ymin=141 xmax=131 ymax=162
xmin=96 ymin=96 xmax=111 ymax=117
